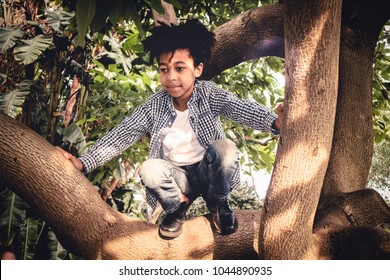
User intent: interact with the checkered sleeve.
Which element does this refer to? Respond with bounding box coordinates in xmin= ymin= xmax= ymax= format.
xmin=209 ymin=83 xmax=279 ymax=135
xmin=79 ymin=104 xmax=152 ymax=173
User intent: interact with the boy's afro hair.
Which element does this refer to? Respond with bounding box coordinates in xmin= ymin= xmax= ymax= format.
xmin=142 ymin=19 xmax=216 ymax=66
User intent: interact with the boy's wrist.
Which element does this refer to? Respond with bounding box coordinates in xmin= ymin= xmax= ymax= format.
xmin=271 ymin=118 xmax=281 ymax=135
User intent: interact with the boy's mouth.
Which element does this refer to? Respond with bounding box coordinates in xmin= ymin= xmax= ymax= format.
xmin=167 ymin=84 xmax=181 ymax=88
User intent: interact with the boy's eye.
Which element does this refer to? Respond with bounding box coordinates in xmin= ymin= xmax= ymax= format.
xmin=159 ymin=68 xmax=168 ymax=73
xmin=176 ymin=67 xmax=184 ymax=71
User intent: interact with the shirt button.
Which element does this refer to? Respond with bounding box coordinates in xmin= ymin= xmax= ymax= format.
xmin=168 ymin=122 xmax=172 ymax=125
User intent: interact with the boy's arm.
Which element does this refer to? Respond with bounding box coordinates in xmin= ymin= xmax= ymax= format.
xmin=79 ymin=106 xmax=151 ymax=173
xmin=59 ymin=105 xmax=151 ymax=174
xmin=212 ymin=85 xmax=282 ymax=134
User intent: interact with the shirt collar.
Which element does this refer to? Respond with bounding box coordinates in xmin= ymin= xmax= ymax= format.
xmin=188 ymin=79 xmax=200 ymax=105
xmin=165 ymin=79 xmax=200 ymax=116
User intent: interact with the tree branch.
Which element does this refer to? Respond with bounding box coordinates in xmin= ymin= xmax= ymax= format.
xmin=259 ymin=0 xmax=343 ymax=259
xmin=202 ymin=4 xmax=285 ymax=80
xmin=243 ymin=136 xmax=278 ymax=146
xmin=152 ymin=0 xmax=177 ymax=26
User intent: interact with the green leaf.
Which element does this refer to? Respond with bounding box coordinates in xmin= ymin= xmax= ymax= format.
xmin=60 ymin=123 xmax=87 ymax=155
xmin=75 ymin=0 xmax=96 ymax=47
xmin=0 ymin=27 xmax=24 ymax=54
xmin=0 ymin=80 xmax=35 ymax=117
xmin=146 ymin=0 xmax=165 ymax=15
xmin=0 ymin=189 xmax=29 ymax=253
xmin=13 ymin=35 xmax=52 ymax=65
xmin=46 ymin=8 xmax=75 ymax=33
xmin=102 ymin=33 xmax=132 ymax=74
xmin=128 ymin=0 xmax=144 ymax=37
xmin=90 ymin=1 xmax=111 ymax=33
xmin=165 ymin=0 xmax=182 ymax=9
xmin=20 ymin=217 xmax=40 ymax=260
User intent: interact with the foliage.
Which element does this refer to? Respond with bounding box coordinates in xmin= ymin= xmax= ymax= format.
xmin=0 ymin=80 xmax=36 ymax=117
xmin=373 ymin=20 xmax=390 ymax=144
xmin=46 ymin=8 xmax=75 ymax=33
xmin=13 ymin=35 xmax=53 ymax=65
xmin=368 ymin=140 xmax=390 ymax=202
xmin=0 ymin=188 xmax=73 ymax=259
xmin=58 ymin=123 xmax=87 ymax=154
xmin=0 ymin=27 xmax=24 ymax=53
xmin=370 ymin=20 xmax=390 ymax=203
xmin=74 ymin=0 xmax=96 ymax=47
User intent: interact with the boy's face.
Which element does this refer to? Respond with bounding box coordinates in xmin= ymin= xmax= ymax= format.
xmin=158 ymin=49 xmax=203 ymax=108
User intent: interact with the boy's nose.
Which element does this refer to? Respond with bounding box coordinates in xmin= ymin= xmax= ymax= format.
xmin=167 ymin=71 xmax=177 ymax=81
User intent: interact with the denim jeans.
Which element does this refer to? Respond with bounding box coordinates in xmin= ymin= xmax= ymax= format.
xmin=139 ymin=139 xmax=240 ymax=214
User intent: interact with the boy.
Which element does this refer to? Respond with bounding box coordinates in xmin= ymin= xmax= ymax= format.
xmin=58 ymin=19 xmax=283 ymax=238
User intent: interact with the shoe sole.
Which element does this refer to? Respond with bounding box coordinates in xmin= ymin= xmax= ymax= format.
xmin=159 ymin=227 xmax=183 ymax=238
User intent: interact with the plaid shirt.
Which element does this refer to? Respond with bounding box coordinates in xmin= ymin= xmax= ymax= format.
xmin=79 ymin=80 xmax=279 ymax=219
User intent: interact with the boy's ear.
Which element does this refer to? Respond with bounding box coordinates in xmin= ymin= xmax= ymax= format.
xmin=195 ymin=63 xmax=204 ymax=78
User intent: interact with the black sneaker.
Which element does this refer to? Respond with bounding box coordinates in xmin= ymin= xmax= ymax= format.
xmin=159 ymin=202 xmax=188 ymax=238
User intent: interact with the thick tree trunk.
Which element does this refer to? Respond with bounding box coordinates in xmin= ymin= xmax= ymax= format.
xmin=259 ymin=0 xmax=343 ymax=259
xmin=322 ymin=0 xmax=390 ymax=195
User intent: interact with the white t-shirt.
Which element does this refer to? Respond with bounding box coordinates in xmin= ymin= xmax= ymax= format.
xmin=162 ymin=109 xmax=205 ymax=166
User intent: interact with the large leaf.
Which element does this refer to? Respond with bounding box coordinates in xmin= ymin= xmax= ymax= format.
xmin=46 ymin=8 xmax=75 ymax=33
xmin=20 ymin=217 xmax=40 ymax=260
xmin=127 ymin=0 xmax=144 ymax=37
xmin=0 ymin=189 xmax=28 ymax=250
xmin=74 ymin=0 xmax=96 ymax=47
xmin=0 ymin=80 xmax=35 ymax=118
xmin=102 ymin=32 xmax=132 ymax=74
xmin=90 ymin=0 xmax=111 ymax=33
xmin=13 ymin=35 xmax=53 ymax=65
xmin=0 ymin=27 xmax=24 ymax=54
xmin=59 ymin=123 xmax=87 ymax=155
xmin=145 ymin=0 xmax=165 ymax=14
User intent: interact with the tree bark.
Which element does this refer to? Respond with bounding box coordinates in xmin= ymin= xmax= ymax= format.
xmin=259 ymin=0 xmax=343 ymax=259
xmin=152 ymin=0 xmax=177 ymax=26
xmin=201 ymin=4 xmax=284 ymax=80
xmin=322 ymin=0 xmax=390 ymax=195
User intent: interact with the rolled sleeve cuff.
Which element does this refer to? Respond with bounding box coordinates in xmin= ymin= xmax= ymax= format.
xmin=78 ymin=153 xmax=98 ymax=174
xmin=264 ymin=112 xmax=280 ymax=135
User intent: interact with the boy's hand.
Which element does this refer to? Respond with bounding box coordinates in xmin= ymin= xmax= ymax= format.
xmin=273 ymin=103 xmax=284 ymax=131
xmin=54 ymin=146 xmax=84 ymax=171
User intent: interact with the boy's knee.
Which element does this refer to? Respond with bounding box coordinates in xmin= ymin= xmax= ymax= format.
xmin=208 ymin=139 xmax=239 ymax=162
xmin=211 ymin=139 xmax=236 ymax=151
xmin=140 ymin=159 xmax=156 ymax=172
xmin=140 ymin=159 xmax=167 ymax=186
